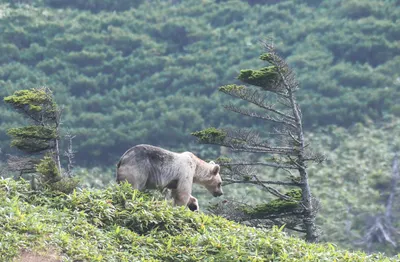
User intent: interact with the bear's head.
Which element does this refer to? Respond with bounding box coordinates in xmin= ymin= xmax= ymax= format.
xmin=205 ymin=161 xmax=223 ymax=197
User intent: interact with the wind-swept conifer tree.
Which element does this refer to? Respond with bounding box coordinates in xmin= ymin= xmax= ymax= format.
xmin=192 ymin=42 xmax=323 ymax=242
xmin=4 ymin=87 xmax=76 ymax=191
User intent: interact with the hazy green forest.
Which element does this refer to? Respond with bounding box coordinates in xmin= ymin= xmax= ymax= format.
xmin=1 ymin=0 xmax=400 ymax=257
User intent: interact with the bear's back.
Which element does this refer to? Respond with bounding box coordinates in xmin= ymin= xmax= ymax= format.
xmin=118 ymin=144 xmax=175 ymax=167
xmin=117 ymin=144 xmax=193 ymax=189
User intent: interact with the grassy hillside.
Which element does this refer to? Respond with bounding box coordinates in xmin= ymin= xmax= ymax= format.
xmin=1 ymin=0 xmax=399 ymax=165
xmin=21 ymin=118 xmax=398 ymax=255
xmin=0 ymin=178 xmax=394 ymax=262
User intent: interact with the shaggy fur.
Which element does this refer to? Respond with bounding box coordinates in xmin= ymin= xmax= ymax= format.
xmin=116 ymin=144 xmax=223 ymax=210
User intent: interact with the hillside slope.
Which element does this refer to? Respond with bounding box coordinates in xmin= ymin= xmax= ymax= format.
xmin=1 ymin=0 xmax=399 ymax=165
xmin=0 ymin=178 xmax=394 ymax=261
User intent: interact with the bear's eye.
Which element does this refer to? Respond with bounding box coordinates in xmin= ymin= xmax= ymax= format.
xmin=218 ymin=182 xmax=222 ymax=187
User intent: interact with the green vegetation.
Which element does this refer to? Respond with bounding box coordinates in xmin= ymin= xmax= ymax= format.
xmin=3 ymin=88 xmax=56 ymax=112
xmin=308 ymin=121 xmax=400 ymax=255
xmin=35 ymin=153 xmax=60 ymax=182
xmin=0 ymin=0 xmax=399 ymax=165
xmin=0 ymin=178 xmax=394 ymax=261
xmin=7 ymin=126 xmax=57 ymax=152
xmin=4 ymin=88 xmax=79 ymax=193
xmin=4 ymin=88 xmax=60 ymax=178
xmin=238 ymin=66 xmax=280 ymax=91
xmin=243 ymin=189 xmax=302 ymax=216
xmin=191 ymin=127 xmax=227 ymax=144
xmin=219 ymin=84 xmax=246 ymax=93
xmin=4 ymin=89 xmax=59 ymax=153
xmin=0 ymin=0 xmax=399 ymax=257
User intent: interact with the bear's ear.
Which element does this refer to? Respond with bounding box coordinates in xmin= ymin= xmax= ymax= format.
xmin=212 ymin=164 xmax=220 ymax=175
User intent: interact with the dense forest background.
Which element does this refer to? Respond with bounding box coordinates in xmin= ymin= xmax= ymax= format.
xmin=0 ymin=0 xmax=399 ymax=256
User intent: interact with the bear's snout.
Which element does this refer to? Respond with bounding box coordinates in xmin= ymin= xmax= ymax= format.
xmin=213 ymin=191 xmax=223 ymax=197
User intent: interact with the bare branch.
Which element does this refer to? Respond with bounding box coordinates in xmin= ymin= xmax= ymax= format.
xmin=220 ymin=86 xmax=295 ymax=121
xmin=254 ymin=176 xmax=293 ymax=201
xmin=224 ymin=104 xmax=297 ymax=129
xmin=221 ymin=161 xmax=297 ymax=169
xmin=385 ymin=153 xmax=399 ymax=219
xmin=288 ymin=131 xmax=301 ymax=145
xmin=64 ymin=132 xmax=76 ymax=177
xmin=357 ymin=215 xmax=398 ymax=250
xmin=223 ymin=178 xmax=301 ymax=187
xmin=54 ymin=107 xmax=62 ymax=177
xmin=220 ymin=163 xmax=258 ymax=181
xmin=285 ymin=156 xmax=305 ymax=169
xmin=356 ymin=153 xmax=400 ymax=251
xmin=228 ymin=145 xmax=298 ymax=155
xmin=217 ymin=128 xmax=300 ymax=155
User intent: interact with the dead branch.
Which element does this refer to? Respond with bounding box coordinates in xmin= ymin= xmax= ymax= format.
xmin=254 ymin=176 xmax=293 ymax=200
xmin=64 ymin=132 xmax=76 ymax=177
xmin=223 ymin=178 xmax=301 ymax=187
xmin=220 ymin=161 xmax=297 ymax=169
xmin=220 ymin=86 xmax=295 ymax=121
xmin=356 ymin=153 xmax=400 ymax=251
xmin=385 ymin=153 xmax=399 ymax=219
xmin=224 ymin=103 xmax=297 ymax=129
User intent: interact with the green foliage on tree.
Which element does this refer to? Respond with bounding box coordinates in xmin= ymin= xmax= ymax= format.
xmin=4 ymin=88 xmax=59 ymax=158
xmin=243 ymin=189 xmax=302 ymax=216
xmin=238 ymin=66 xmax=280 ymax=90
xmin=191 ymin=128 xmax=227 ymax=144
xmin=35 ymin=153 xmax=61 ymax=183
xmin=7 ymin=126 xmax=57 ymax=153
xmin=4 ymin=87 xmax=78 ymax=192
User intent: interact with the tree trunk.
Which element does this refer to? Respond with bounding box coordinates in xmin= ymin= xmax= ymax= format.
xmin=54 ymin=122 xmax=62 ymax=176
xmin=287 ymin=88 xmax=318 ymax=242
xmin=299 ymin=167 xmax=318 ymax=242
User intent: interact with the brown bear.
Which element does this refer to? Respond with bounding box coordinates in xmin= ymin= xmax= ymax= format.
xmin=116 ymin=144 xmax=223 ymax=211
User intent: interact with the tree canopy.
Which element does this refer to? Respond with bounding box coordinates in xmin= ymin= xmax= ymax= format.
xmin=0 ymin=0 xmax=399 ymax=165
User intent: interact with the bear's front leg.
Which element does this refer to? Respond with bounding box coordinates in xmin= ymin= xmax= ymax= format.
xmin=171 ymin=189 xmax=191 ymax=207
xmin=171 ymin=165 xmax=196 ymax=209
